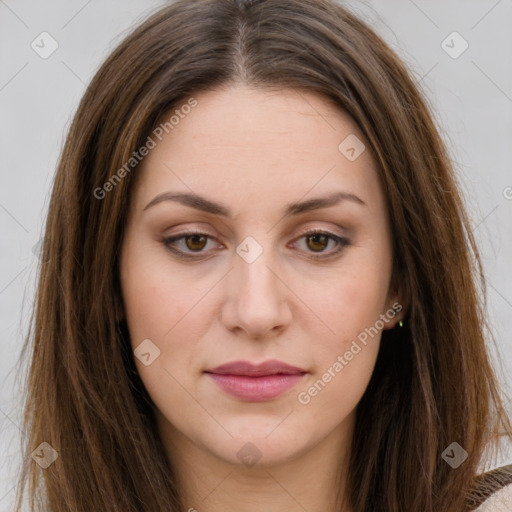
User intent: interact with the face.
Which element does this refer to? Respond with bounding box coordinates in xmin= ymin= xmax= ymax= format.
xmin=119 ymin=84 xmax=401 ymax=470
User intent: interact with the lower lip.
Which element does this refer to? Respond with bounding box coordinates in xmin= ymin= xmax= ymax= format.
xmin=206 ymin=373 xmax=306 ymax=401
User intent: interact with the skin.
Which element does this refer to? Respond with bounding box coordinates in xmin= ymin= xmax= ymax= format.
xmin=119 ymin=84 xmax=404 ymax=512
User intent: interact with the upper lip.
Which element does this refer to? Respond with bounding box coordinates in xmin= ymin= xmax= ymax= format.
xmin=205 ymin=359 xmax=307 ymax=376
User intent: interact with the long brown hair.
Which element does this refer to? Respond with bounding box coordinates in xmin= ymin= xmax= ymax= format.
xmin=15 ymin=0 xmax=512 ymax=510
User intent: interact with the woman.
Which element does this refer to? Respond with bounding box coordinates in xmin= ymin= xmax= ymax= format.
xmin=15 ymin=0 xmax=512 ymax=510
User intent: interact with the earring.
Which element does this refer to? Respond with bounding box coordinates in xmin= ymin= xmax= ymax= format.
xmin=391 ymin=305 xmax=404 ymax=327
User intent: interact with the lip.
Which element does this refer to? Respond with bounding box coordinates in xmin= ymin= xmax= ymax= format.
xmin=205 ymin=359 xmax=307 ymax=402
xmin=206 ymin=359 xmax=306 ymax=376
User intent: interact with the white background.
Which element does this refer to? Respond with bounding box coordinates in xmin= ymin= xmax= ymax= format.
xmin=1 ymin=1 xmax=511 ymax=509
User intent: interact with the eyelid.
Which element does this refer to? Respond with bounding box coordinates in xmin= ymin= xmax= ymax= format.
xmin=162 ymin=227 xmax=350 ymax=261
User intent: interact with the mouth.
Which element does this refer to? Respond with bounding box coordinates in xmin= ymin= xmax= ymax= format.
xmin=204 ymin=359 xmax=307 ymax=401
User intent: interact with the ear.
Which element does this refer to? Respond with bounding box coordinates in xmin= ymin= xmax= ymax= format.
xmin=382 ymin=274 xmax=408 ymax=330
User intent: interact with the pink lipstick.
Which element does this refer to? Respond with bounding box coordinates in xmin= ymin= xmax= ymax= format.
xmin=205 ymin=359 xmax=307 ymax=402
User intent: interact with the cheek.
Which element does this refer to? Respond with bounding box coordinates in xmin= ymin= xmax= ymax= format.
xmin=120 ymin=242 xmax=205 ymax=410
xmin=305 ymin=264 xmax=389 ymax=345
xmin=296 ymin=247 xmax=390 ymax=402
xmin=295 ymin=273 xmax=384 ymax=424
xmin=120 ymin=239 xmax=199 ymax=341
xmin=120 ymin=239 xmax=215 ymax=386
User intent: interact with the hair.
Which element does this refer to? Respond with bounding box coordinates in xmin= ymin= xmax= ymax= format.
xmin=15 ymin=0 xmax=512 ymax=510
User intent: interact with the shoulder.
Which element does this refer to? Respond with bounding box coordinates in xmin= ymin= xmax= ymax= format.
xmin=473 ymin=482 xmax=512 ymax=511
xmin=470 ymin=464 xmax=512 ymax=512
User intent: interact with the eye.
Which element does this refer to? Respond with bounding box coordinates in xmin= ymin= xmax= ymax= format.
xmin=162 ymin=231 xmax=222 ymax=259
xmin=162 ymin=229 xmax=349 ymax=260
xmin=292 ymin=230 xmax=350 ymax=260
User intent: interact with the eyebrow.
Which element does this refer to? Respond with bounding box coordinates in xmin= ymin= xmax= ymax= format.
xmin=143 ymin=190 xmax=366 ymax=217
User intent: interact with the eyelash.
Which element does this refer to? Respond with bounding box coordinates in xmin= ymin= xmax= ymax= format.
xmin=162 ymin=229 xmax=350 ymax=261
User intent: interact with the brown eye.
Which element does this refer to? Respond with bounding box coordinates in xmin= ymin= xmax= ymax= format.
xmin=293 ymin=230 xmax=350 ymax=260
xmin=184 ymin=234 xmax=208 ymax=251
xmin=162 ymin=231 xmax=218 ymax=259
xmin=305 ymin=233 xmax=329 ymax=252
xmin=163 ymin=229 xmax=349 ymax=261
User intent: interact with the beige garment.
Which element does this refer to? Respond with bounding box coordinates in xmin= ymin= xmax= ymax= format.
xmin=474 ymin=483 xmax=512 ymax=512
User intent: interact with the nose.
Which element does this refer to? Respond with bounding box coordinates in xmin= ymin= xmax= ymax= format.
xmin=220 ymin=246 xmax=293 ymax=340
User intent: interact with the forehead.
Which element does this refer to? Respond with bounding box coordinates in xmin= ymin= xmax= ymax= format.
xmin=131 ymin=85 xmax=384 ymax=217
xmin=153 ymin=85 xmax=365 ymax=159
